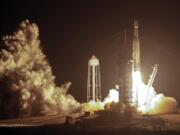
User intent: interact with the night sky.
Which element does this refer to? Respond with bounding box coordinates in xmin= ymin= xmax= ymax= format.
xmin=1 ymin=0 xmax=180 ymax=104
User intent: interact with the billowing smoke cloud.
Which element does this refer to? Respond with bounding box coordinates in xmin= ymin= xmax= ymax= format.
xmin=104 ymin=89 xmax=119 ymax=104
xmin=82 ymin=89 xmax=119 ymax=112
xmin=0 ymin=20 xmax=79 ymax=119
xmin=144 ymin=94 xmax=177 ymax=115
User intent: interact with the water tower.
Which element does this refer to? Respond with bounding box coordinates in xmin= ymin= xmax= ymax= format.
xmin=87 ymin=55 xmax=101 ymax=102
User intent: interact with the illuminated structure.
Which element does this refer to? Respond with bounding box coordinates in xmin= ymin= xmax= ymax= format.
xmin=119 ymin=60 xmax=133 ymax=108
xmin=87 ymin=55 xmax=101 ymax=102
xmin=120 ymin=20 xmax=140 ymax=107
xmin=121 ymin=20 xmax=141 ymax=109
xmin=132 ymin=20 xmax=141 ymax=72
xmin=144 ymin=64 xmax=158 ymax=105
xmin=131 ymin=20 xmax=141 ymax=108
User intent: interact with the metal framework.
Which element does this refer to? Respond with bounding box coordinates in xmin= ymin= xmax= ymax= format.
xmin=144 ymin=64 xmax=158 ymax=105
xmin=120 ymin=60 xmax=136 ymax=107
xmin=87 ymin=55 xmax=101 ymax=102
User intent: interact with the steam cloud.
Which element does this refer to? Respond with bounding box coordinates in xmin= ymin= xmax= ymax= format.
xmin=144 ymin=94 xmax=177 ymax=115
xmin=0 ymin=20 xmax=79 ymax=119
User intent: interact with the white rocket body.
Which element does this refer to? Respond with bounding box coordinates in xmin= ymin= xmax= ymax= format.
xmin=132 ymin=20 xmax=140 ymax=72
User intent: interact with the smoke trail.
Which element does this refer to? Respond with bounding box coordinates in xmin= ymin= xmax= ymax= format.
xmin=0 ymin=20 xmax=79 ymax=119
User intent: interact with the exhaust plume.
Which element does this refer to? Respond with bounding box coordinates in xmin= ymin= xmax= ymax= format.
xmin=0 ymin=20 xmax=79 ymax=119
xmin=143 ymin=94 xmax=177 ymax=114
xmin=132 ymin=71 xmax=177 ymax=115
xmin=82 ymin=89 xmax=119 ymax=112
xmin=83 ymin=71 xmax=178 ymax=115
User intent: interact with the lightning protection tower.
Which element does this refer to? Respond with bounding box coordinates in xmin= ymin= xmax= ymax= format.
xmin=87 ymin=55 xmax=101 ymax=102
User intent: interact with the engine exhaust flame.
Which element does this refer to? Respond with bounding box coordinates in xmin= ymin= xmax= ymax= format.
xmin=132 ymin=71 xmax=177 ymax=114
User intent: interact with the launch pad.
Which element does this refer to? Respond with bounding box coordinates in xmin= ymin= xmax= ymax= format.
xmin=1 ymin=112 xmax=180 ymax=135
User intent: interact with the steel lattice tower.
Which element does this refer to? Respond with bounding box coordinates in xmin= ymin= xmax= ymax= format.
xmin=87 ymin=55 xmax=101 ymax=102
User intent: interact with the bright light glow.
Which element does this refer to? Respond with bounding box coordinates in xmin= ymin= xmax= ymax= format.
xmin=82 ymin=100 xmax=104 ymax=112
xmin=83 ymin=89 xmax=119 ymax=112
xmin=83 ymin=70 xmax=177 ymax=114
xmin=132 ymin=71 xmax=177 ymax=114
xmin=104 ymin=89 xmax=119 ymax=104
xmin=132 ymin=71 xmax=155 ymax=111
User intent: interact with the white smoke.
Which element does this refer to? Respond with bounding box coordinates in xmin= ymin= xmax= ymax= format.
xmin=143 ymin=94 xmax=177 ymax=115
xmin=103 ymin=89 xmax=119 ymax=104
xmin=82 ymin=89 xmax=120 ymax=112
xmin=0 ymin=20 xmax=79 ymax=119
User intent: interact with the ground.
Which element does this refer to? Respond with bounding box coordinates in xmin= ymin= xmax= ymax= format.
xmin=1 ymin=112 xmax=180 ymax=135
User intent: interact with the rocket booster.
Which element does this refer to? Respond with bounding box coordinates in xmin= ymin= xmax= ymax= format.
xmin=132 ymin=20 xmax=140 ymax=71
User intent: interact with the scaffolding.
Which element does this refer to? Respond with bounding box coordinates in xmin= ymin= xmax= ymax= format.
xmin=120 ymin=60 xmax=136 ymax=107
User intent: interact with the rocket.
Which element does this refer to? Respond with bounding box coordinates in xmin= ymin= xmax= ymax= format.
xmin=132 ymin=20 xmax=141 ymax=72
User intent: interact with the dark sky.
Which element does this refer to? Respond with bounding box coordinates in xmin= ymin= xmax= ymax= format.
xmin=1 ymin=0 xmax=180 ymax=103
